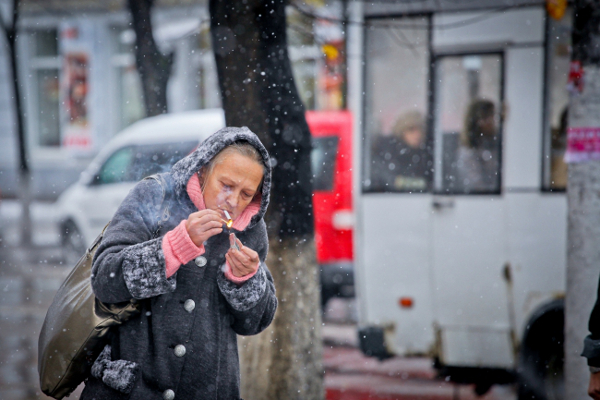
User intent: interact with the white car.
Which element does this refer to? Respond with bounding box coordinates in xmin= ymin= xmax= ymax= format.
xmin=55 ymin=109 xmax=225 ymax=264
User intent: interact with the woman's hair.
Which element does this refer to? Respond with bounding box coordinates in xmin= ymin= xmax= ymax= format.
xmin=200 ymin=141 xmax=266 ymax=192
xmin=461 ymin=99 xmax=495 ymax=148
xmin=392 ymin=110 xmax=424 ymax=138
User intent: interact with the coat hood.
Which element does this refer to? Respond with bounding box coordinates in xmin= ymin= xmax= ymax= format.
xmin=171 ymin=126 xmax=271 ymax=230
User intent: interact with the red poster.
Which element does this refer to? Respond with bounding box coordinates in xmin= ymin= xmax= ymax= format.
xmin=62 ymin=52 xmax=91 ymax=149
xmin=60 ymin=22 xmax=94 ymax=152
xmin=565 ymin=127 xmax=600 ymax=163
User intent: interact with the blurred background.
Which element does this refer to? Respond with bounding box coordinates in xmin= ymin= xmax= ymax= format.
xmin=0 ymin=0 xmax=586 ymax=399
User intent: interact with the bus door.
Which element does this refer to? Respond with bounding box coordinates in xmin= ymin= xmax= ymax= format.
xmin=430 ymin=52 xmax=513 ymax=369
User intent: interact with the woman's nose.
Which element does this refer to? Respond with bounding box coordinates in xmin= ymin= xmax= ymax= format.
xmin=226 ymin=193 xmax=238 ymax=209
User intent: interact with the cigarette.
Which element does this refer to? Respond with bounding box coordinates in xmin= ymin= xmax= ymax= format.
xmin=224 ymin=210 xmax=233 ymax=228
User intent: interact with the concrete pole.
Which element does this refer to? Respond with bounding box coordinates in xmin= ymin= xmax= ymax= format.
xmin=1 ymin=0 xmax=32 ymax=246
xmin=566 ymin=1 xmax=600 ymax=399
xmin=346 ymin=0 xmax=364 ymax=323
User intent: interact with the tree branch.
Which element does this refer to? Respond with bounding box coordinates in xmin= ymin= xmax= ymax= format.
xmin=2 ymin=0 xmax=19 ymax=46
xmin=0 ymin=1 xmax=10 ymax=44
xmin=11 ymin=0 xmax=18 ymax=26
xmin=127 ymin=0 xmax=172 ymax=116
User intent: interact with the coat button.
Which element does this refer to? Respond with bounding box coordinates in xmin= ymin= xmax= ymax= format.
xmin=195 ymin=256 xmax=207 ymax=267
xmin=163 ymin=389 xmax=175 ymax=400
xmin=184 ymin=299 xmax=196 ymax=313
xmin=174 ymin=344 xmax=186 ymax=357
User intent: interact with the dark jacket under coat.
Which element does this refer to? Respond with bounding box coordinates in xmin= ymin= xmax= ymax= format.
xmin=81 ymin=127 xmax=277 ymax=400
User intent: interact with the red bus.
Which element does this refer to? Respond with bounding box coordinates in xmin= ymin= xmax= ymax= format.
xmin=306 ymin=110 xmax=354 ymax=307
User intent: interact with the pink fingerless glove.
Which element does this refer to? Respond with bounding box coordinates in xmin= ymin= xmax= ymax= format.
xmin=224 ymin=260 xmax=259 ymax=285
xmin=162 ymin=220 xmax=259 ymax=285
xmin=162 ymin=220 xmax=205 ymax=278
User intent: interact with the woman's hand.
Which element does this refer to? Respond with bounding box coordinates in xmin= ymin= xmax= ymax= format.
xmin=186 ymin=210 xmax=224 ymax=246
xmin=226 ymin=234 xmax=260 ymax=277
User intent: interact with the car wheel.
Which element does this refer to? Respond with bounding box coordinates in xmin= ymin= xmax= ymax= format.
xmin=61 ymin=221 xmax=87 ymax=265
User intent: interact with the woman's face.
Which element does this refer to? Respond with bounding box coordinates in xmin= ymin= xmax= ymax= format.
xmin=478 ymin=113 xmax=496 ymax=137
xmin=402 ymin=127 xmax=424 ymax=149
xmin=200 ymin=152 xmax=263 ymax=220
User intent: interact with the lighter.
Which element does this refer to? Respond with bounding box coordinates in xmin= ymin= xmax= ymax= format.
xmin=230 ymin=233 xmax=240 ymax=251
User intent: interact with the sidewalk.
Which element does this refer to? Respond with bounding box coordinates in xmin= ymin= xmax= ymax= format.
xmin=0 ymin=247 xmax=70 ymax=398
xmin=323 ymin=345 xmax=515 ymax=400
xmin=0 ymin=200 xmax=60 ymax=247
xmin=0 ymin=200 xmax=77 ymax=399
xmin=321 ymin=300 xmax=516 ymax=400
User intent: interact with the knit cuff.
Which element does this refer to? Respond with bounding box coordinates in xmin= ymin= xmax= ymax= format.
xmin=122 ymin=238 xmax=176 ymax=299
xmin=217 ymin=263 xmax=267 ymax=312
xmin=224 ymin=260 xmax=259 ymax=285
xmin=583 ymin=335 xmax=600 ymax=365
xmin=91 ymin=345 xmax=139 ymax=394
xmin=163 ymin=220 xmax=205 ymax=278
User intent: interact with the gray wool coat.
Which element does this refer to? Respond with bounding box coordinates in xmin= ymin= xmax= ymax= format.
xmin=81 ymin=127 xmax=277 ymax=400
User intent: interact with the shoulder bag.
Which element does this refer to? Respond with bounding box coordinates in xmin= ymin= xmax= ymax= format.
xmin=38 ymin=174 xmax=171 ymax=399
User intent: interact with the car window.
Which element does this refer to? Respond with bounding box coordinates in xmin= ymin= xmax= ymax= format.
xmin=311 ymin=136 xmax=339 ymax=191
xmin=129 ymin=141 xmax=199 ymax=182
xmin=92 ymin=141 xmax=198 ymax=186
xmin=96 ymin=146 xmax=134 ymax=185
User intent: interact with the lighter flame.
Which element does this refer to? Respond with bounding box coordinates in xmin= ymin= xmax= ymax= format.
xmin=224 ymin=210 xmax=233 ymax=228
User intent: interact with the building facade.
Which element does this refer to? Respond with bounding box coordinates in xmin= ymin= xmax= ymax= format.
xmin=0 ymin=0 xmax=343 ymax=199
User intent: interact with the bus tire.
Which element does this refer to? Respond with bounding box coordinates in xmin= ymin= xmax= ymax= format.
xmin=517 ymin=301 xmax=564 ymax=400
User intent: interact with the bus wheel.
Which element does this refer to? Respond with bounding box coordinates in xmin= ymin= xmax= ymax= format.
xmin=517 ymin=307 xmax=564 ymax=400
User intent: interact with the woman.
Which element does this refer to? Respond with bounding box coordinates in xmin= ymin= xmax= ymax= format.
xmin=82 ymin=126 xmax=277 ymax=400
xmin=370 ymin=110 xmax=429 ymax=191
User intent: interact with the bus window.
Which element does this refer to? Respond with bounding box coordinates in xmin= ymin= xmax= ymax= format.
xmin=311 ymin=136 xmax=339 ymax=191
xmin=433 ymin=54 xmax=503 ymax=195
xmin=543 ymin=9 xmax=571 ymax=191
xmin=363 ymin=16 xmax=431 ymax=193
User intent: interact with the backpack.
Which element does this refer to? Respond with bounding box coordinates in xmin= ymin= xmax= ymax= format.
xmin=38 ymin=174 xmax=171 ymax=399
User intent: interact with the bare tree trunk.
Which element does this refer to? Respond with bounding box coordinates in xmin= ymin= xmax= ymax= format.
xmin=566 ymin=1 xmax=600 ymax=399
xmin=210 ymin=1 xmax=324 ymax=399
xmin=127 ymin=0 xmax=173 ymax=116
xmin=1 ymin=0 xmax=31 ymax=246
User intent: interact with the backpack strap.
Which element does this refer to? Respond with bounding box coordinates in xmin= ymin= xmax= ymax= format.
xmin=144 ymin=173 xmax=173 ymax=239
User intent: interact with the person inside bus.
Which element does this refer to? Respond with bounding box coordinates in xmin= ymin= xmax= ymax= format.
xmin=455 ymin=99 xmax=500 ymax=193
xmin=550 ymin=107 xmax=568 ymax=189
xmin=370 ymin=110 xmax=430 ymax=191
